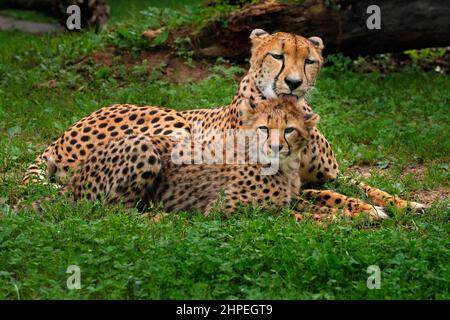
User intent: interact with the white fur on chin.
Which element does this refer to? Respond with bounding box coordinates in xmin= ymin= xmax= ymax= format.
xmin=262 ymin=86 xmax=277 ymax=99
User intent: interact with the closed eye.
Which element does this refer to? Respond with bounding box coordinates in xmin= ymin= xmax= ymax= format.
xmin=270 ymin=53 xmax=284 ymax=60
xmin=258 ymin=126 xmax=269 ymax=132
xmin=305 ymin=58 xmax=316 ymax=64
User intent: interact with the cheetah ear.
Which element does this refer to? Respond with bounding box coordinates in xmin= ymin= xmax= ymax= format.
xmin=250 ymin=28 xmax=269 ymax=46
xmin=303 ymin=112 xmax=320 ymax=129
xmin=308 ymin=36 xmax=324 ymax=51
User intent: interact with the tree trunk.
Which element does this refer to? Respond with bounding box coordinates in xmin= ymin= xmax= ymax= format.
xmin=193 ymin=0 xmax=450 ymax=59
xmin=0 ymin=0 xmax=110 ymax=30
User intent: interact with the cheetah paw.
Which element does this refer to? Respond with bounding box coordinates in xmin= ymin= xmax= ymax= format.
xmin=374 ymin=206 xmax=389 ymax=220
xmin=408 ymin=201 xmax=428 ymax=214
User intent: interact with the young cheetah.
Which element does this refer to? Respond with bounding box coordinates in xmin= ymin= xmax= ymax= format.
xmin=31 ymin=97 xmax=387 ymax=221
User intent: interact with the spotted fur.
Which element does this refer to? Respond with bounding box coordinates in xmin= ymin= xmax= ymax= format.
xmin=22 ymin=29 xmax=425 ymax=215
xmin=31 ymin=98 xmax=391 ymax=222
xmin=22 ymin=29 xmax=336 ymax=187
xmin=32 ymin=98 xmax=312 ymax=216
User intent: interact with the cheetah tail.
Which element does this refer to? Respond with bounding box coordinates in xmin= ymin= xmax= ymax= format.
xmin=22 ymin=145 xmax=55 ymax=185
xmin=22 ymin=161 xmax=45 ymax=185
xmin=350 ymin=179 xmax=427 ymax=213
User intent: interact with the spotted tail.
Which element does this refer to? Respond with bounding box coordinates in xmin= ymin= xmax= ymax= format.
xmin=21 ymin=144 xmax=56 ymax=185
xmin=350 ymin=179 xmax=427 ymax=213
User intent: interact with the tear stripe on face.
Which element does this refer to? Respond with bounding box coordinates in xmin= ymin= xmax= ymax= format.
xmin=272 ymin=49 xmax=285 ymax=97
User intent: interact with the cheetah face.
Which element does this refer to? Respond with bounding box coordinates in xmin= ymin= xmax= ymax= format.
xmin=254 ymin=112 xmax=317 ymax=163
xmin=249 ymin=29 xmax=324 ymax=99
xmin=239 ymin=97 xmax=319 ymax=165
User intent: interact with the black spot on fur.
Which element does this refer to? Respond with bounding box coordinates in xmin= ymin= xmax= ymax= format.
xmin=141 ymin=171 xmax=152 ymax=179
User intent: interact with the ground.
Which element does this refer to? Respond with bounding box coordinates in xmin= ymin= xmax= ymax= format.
xmin=0 ymin=1 xmax=449 ymax=299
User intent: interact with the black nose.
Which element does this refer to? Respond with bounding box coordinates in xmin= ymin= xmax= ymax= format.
xmin=285 ymin=78 xmax=302 ymax=91
xmin=270 ymin=144 xmax=283 ymax=153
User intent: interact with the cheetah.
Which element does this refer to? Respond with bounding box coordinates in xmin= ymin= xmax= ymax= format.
xmin=22 ymin=29 xmax=332 ymax=186
xmin=31 ymin=97 xmax=387 ymax=222
xmin=22 ymin=29 xmax=426 ymax=213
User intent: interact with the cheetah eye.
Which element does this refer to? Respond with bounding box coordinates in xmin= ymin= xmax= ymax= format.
xmin=258 ymin=126 xmax=269 ymax=132
xmin=305 ymin=58 xmax=316 ymax=65
xmin=270 ymin=53 xmax=284 ymax=60
xmin=284 ymin=127 xmax=295 ymax=134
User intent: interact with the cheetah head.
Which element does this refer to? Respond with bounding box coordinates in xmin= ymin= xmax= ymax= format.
xmin=239 ymin=97 xmax=319 ymax=165
xmin=249 ymin=29 xmax=324 ymax=99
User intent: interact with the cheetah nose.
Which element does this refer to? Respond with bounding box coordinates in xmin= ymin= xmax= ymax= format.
xmin=270 ymin=144 xmax=283 ymax=153
xmin=285 ymin=78 xmax=302 ymax=91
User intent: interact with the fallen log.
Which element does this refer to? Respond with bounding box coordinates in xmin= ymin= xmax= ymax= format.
xmin=0 ymin=0 xmax=110 ymax=30
xmin=193 ymin=0 xmax=450 ymax=59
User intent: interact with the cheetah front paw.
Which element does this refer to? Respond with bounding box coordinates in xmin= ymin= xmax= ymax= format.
xmin=407 ymin=201 xmax=427 ymax=214
xmin=374 ymin=206 xmax=389 ymax=220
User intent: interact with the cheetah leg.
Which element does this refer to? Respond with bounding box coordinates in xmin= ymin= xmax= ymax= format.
xmin=289 ymin=208 xmax=340 ymax=224
xmin=299 ymin=129 xmax=339 ymax=186
xmin=102 ymin=163 xmax=162 ymax=210
xmin=299 ymin=189 xmax=388 ymax=221
xmin=290 ymin=206 xmax=341 ymax=225
xmin=352 ymin=180 xmax=427 ymax=213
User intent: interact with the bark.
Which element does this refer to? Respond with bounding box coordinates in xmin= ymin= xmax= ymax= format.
xmin=194 ymin=0 xmax=450 ymax=59
xmin=0 ymin=0 xmax=110 ymax=30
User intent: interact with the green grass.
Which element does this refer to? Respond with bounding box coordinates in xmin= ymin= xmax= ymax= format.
xmin=0 ymin=1 xmax=449 ymax=300
xmin=107 ymin=0 xmax=206 ymax=22
xmin=1 ymin=205 xmax=448 ymax=299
